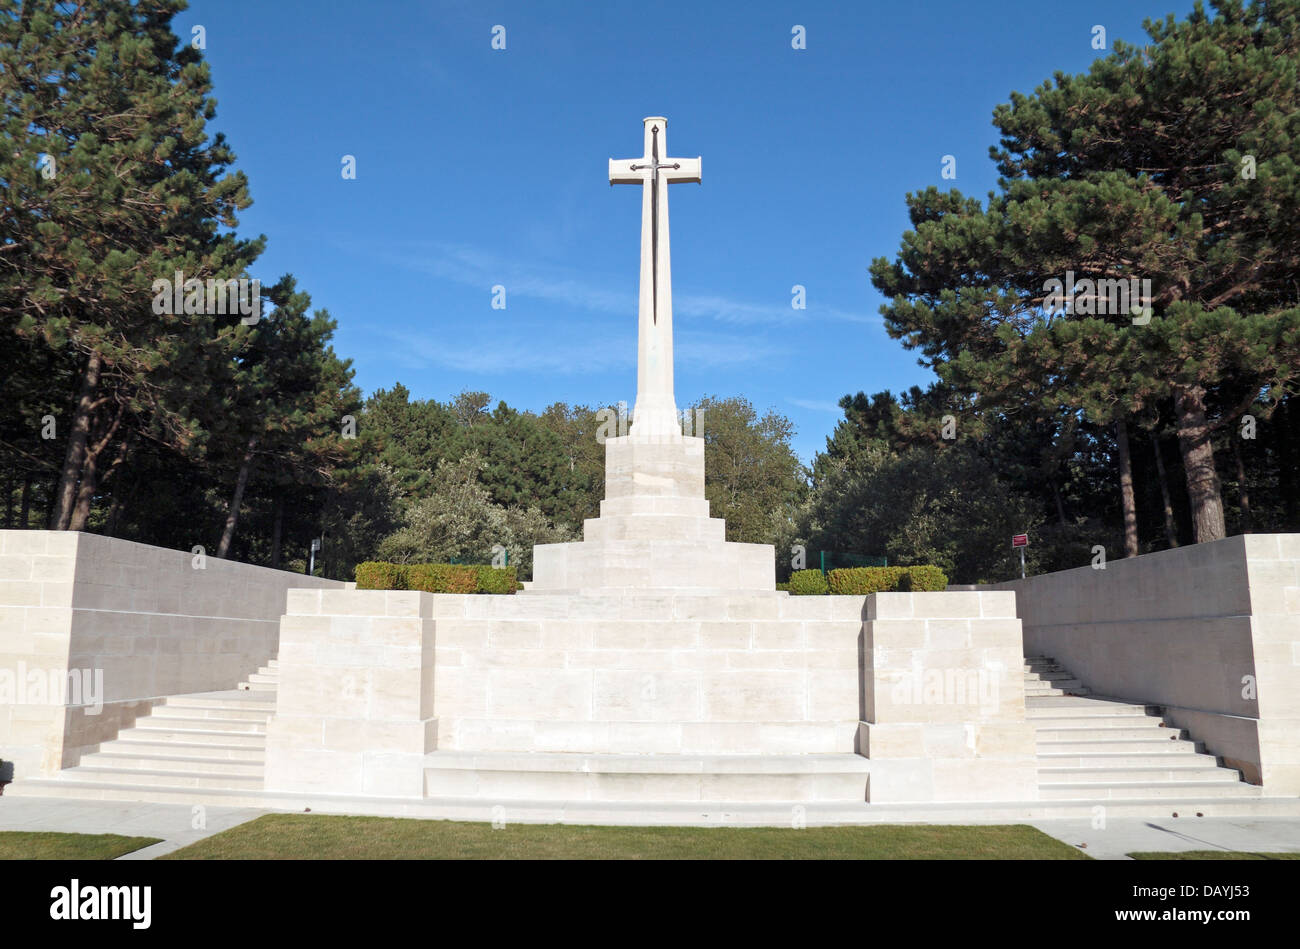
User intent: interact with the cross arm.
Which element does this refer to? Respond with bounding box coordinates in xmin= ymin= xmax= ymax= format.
xmin=609 ymin=159 xmax=647 ymax=185
xmin=664 ymin=156 xmax=701 ymax=183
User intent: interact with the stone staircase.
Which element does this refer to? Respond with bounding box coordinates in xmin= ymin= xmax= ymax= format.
xmin=238 ymin=658 xmax=280 ymax=693
xmin=6 ymin=654 xmax=1289 ymax=820
xmin=1025 ymin=655 xmax=1261 ymax=803
xmin=4 ymin=660 xmax=278 ymax=802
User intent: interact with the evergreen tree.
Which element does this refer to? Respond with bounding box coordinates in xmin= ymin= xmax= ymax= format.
xmin=870 ymin=0 xmax=1300 ymax=544
xmin=0 ymin=0 xmax=262 ymax=530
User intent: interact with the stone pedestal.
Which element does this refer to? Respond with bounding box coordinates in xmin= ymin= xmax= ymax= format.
xmin=857 ymin=591 xmax=1038 ymax=803
xmin=531 ymin=435 xmax=775 ymax=592
xmin=264 ymin=589 xmax=438 ymax=798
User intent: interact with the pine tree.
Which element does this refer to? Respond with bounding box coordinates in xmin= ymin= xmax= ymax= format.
xmin=870 ymin=0 xmax=1300 ymax=543
xmin=0 ymin=0 xmax=262 ymax=530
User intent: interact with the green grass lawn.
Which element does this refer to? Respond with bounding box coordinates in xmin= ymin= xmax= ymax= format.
xmin=1129 ymin=850 xmax=1300 ymax=860
xmin=163 ymin=814 xmax=1090 ymax=860
xmin=0 ymin=831 xmax=162 ymax=860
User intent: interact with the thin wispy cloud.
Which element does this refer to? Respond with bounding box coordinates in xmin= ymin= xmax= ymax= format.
xmin=787 ymin=397 xmax=846 ymax=414
xmin=365 ymin=240 xmax=879 ymax=328
xmin=371 ymin=324 xmax=777 ymax=376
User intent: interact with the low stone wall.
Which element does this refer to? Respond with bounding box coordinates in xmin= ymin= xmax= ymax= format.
xmin=0 ymin=530 xmax=342 ymax=777
xmin=265 ymin=587 xmax=1029 ymax=803
xmin=858 ymin=591 xmax=1035 ymax=803
xmin=995 ymin=534 xmax=1300 ymax=794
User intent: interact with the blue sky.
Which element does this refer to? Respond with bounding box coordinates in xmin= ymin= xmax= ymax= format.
xmin=186 ymin=0 xmax=1193 ymax=463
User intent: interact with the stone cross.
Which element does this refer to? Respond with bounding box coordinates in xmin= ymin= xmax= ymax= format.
xmin=610 ymin=117 xmax=701 ymax=439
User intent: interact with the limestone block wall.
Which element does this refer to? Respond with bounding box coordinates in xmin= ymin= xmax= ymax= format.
xmin=0 ymin=530 xmax=342 ymax=777
xmin=996 ymin=534 xmax=1300 ymax=793
xmin=858 ymin=591 xmax=1036 ymax=803
xmin=429 ymin=591 xmax=867 ymax=755
xmin=266 ymin=589 xmax=437 ymax=797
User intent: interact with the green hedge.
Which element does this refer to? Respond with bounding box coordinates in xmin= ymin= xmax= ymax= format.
xmin=354 ymin=561 xmax=518 ymax=594
xmin=354 ymin=561 xmax=407 ymax=590
xmin=898 ymin=564 xmax=947 ymax=592
xmin=787 ymin=569 xmax=830 ymax=595
xmin=826 ymin=565 xmax=948 ymax=595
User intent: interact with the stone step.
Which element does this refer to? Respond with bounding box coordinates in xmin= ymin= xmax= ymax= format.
xmin=1023 ymin=671 xmax=1076 ymax=682
xmin=162 ymin=694 xmax=275 ymax=713
xmin=1038 ymin=737 xmax=1203 ymax=754
xmin=423 ymin=752 xmax=871 ymax=803
xmin=449 ymin=718 xmax=858 ymax=755
xmin=1023 ymin=685 xmax=1090 ymax=697
xmin=1038 ymin=781 xmax=1262 ymax=800
xmin=1025 ymin=701 xmax=1158 ymax=718
xmin=1037 ymin=751 xmax=1219 ymax=769
xmin=1038 ymin=765 xmax=1240 ymax=784
xmin=583 ymin=514 xmax=726 ymax=543
xmin=149 ymin=704 xmax=272 ymax=723
xmin=1024 ymin=677 xmax=1085 ymax=689
xmin=58 ymin=765 xmax=264 ymax=789
xmin=237 ymin=681 xmax=278 ymax=692
xmin=78 ymin=751 xmax=264 ymax=776
xmin=126 ymin=714 xmax=266 ymax=733
xmin=7 ymin=781 xmax=1297 ymax=821
xmin=247 ymin=672 xmax=279 ymax=684
xmin=107 ymin=738 xmax=269 ymax=759
xmin=1035 ymin=725 xmax=1182 ymax=742
xmin=1028 ymin=713 xmax=1165 ymax=728
xmin=118 ymin=725 xmax=267 ymax=747
xmin=0 ymin=780 xmax=275 ymax=807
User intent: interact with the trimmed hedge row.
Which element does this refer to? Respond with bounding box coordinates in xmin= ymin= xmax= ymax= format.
xmin=354 ymin=561 xmax=518 ymax=594
xmin=783 ymin=565 xmax=948 ymax=595
xmin=828 ymin=565 xmax=947 ymax=594
xmin=787 ymin=569 xmax=829 ymax=595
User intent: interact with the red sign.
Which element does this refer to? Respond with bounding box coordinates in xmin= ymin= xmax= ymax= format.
xmin=1011 ymin=533 xmax=1029 ymax=549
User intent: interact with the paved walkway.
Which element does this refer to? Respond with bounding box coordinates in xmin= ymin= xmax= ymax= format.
xmin=4 ymin=793 xmax=1300 ymax=859
xmin=0 ymin=795 xmax=268 ymax=859
xmin=1029 ymin=816 xmax=1300 ymax=859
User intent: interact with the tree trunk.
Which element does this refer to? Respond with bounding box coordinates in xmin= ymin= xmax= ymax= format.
xmin=216 ymin=436 xmax=258 ymax=559
xmin=1232 ymin=434 xmax=1252 ymax=533
xmin=1050 ymin=479 xmax=1068 ymax=527
xmin=67 ymin=456 xmax=99 ymax=532
xmin=3 ymin=475 xmax=12 ymax=528
xmin=68 ymin=408 xmax=127 ymax=532
xmin=1173 ymin=383 xmax=1226 ymax=543
xmin=105 ymin=494 xmax=123 ymax=536
xmin=270 ymin=492 xmax=284 ymax=569
xmin=1280 ymin=399 xmax=1300 ymax=530
xmin=1152 ymin=435 xmax=1179 ymax=548
xmin=50 ymin=351 xmax=102 ymax=530
xmin=1115 ymin=419 xmax=1139 ymax=557
xmin=19 ymin=476 xmax=31 ymax=528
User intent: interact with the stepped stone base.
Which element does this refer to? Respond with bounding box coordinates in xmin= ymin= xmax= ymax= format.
xmin=531 ymin=435 xmax=775 ymax=592
xmin=422 ymin=751 xmax=871 ymax=802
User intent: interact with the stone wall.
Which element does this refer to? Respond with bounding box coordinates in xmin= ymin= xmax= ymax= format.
xmin=858 ymin=591 xmax=1036 ymax=803
xmin=996 ymin=534 xmax=1300 ymax=793
xmin=265 ymin=586 xmax=1030 ymax=802
xmin=0 ymin=530 xmax=342 ymax=777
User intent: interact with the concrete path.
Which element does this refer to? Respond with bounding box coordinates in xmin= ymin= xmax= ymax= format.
xmin=4 ymin=792 xmax=1300 ymax=860
xmin=0 ymin=794 xmax=268 ymax=859
xmin=1029 ymin=816 xmax=1300 ymax=860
